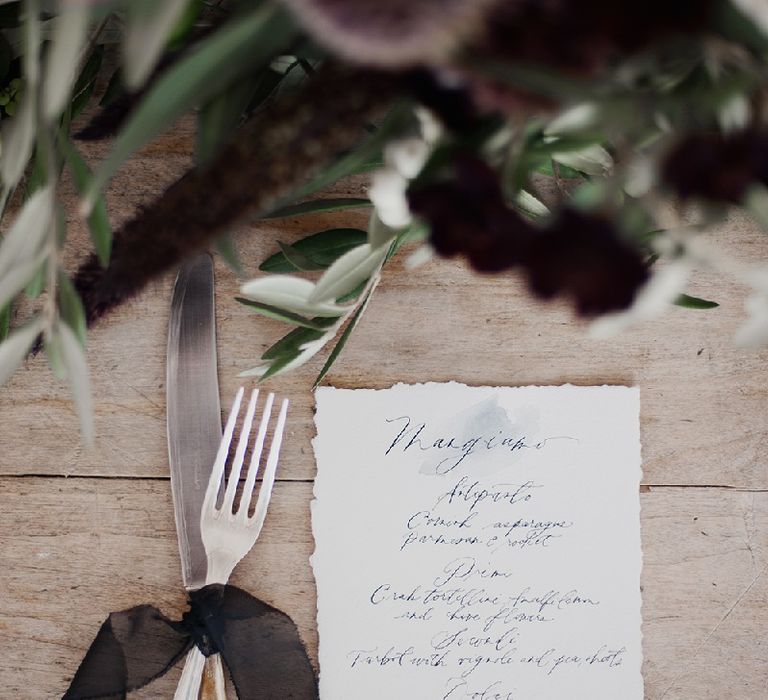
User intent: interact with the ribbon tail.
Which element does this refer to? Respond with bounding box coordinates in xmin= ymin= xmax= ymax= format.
xmin=191 ymin=584 xmax=319 ymax=700
xmin=63 ymin=604 xmax=192 ymax=700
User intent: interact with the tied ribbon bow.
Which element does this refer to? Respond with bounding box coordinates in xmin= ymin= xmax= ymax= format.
xmin=63 ymin=584 xmax=318 ymax=700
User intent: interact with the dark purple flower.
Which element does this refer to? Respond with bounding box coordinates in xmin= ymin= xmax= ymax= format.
xmin=524 ymin=209 xmax=649 ymax=315
xmin=480 ymin=0 xmax=715 ymax=75
xmin=663 ymin=131 xmax=768 ymax=203
xmin=407 ymin=156 xmax=534 ymax=273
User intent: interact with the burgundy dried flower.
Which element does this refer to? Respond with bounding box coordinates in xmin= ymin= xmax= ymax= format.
xmin=524 ymin=209 xmax=649 ymax=315
xmin=479 ymin=0 xmax=716 ymax=75
xmin=278 ymin=0 xmax=716 ymax=123
xmin=662 ymin=130 xmax=768 ymax=203
xmin=407 ymin=156 xmax=534 ymax=272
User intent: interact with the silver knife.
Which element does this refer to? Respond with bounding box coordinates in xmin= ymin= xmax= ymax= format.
xmin=166 ymin=253 xmax=222 ymax=590
xmin=168 ymin=254 xmax=228 ymax=698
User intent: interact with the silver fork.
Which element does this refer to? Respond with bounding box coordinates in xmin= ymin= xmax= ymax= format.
xmin=174 ymin=387 xmax=289 ymax=700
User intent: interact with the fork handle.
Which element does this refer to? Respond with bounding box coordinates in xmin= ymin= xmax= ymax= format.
xmin=174 ymin=647 xmax=205 ymax=700
xmin=174 ymin=648 xmax=226 ymax=700
xmin=200 ymin=655 xmax=226 ymax=699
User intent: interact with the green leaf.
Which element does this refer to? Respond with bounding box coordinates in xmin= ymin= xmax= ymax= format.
xmin=197 ymin=72 xmax=264 ymax=165
xmin=260 ymin=228 xmax=368 ymax=272
xmin=58 ymin=321 xmax=94 ymax=445
xmin=215 ymin=234 xmax=243 ymax=275
xmin=24 ymin=263 xmax=45 ymax=299
xmin=715 ymin=0 xmax=768 ymax=54
xmin=82 ymin=3 xmax=298 ymax=213
xmin=70 ymin=44 xmax=104 ymax=120
xmin=44 ymin=332 xmax=68 ymax=380
xmin=551 ymin=144 xmax=612 ymax=176
xmin=42 ymin=3 xmax=90 ymax=122
xmin=277 ymin=241 xmax=326 ymax=271
xmin=313 ymin=292 xmax=371 ymax=388
xmin=1 ymin=259 xmax=42 ymax=310
xmin=263 ymin=197 xmax=371 ymax=219
xmin=515 ymin=189 xmax=549 ymax=218
xmin=0 ymin=303 xmax=9 ymax=341
xmin=256 ymin=350 xmax=301 ymax=381
xmin=309 ymin=243 xmax=387 ymax=303
xmin=167 ymin=0 xmax=205 ymax=50
xmin=267 ymin=103 xmax=410 ymax=212
xmin=240 ymin=276 xmax=350 ymax=316
xmin=1 ymin=90 xmax=35 ymax=187
xmin=58 ymin=271 xmax=87 ymax=345
xmin=674 ymin=293 xmax=719 ymax=310
xmin=0 ymin=185 xmax=53 ymax=278
xmin=122 ymin=0 xmax=196 ymax=89
xmin=62 ymin=139 xmax=112 ymax=266
xmin=261 ymin=321 xmax=336 ymax=361
xmin=235 ymin=297 xmax=333 ymax=330
xmin=335 ymin=278 xmax=367 ymax=303
xmin=0 ymin=315 xmax=44 ymax=387
xmin=535 ymin=159 xmax=582 ymax=179
xmin=24 ymin=144 xmax=47 ymax=197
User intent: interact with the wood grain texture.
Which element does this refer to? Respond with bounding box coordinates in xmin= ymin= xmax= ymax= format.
xmin=0 ymin=479 xmax=766 ymax=699
xmin=1 ymin=195 xmax=768 ymax=486
xmin=1 ymin=120 xmax=768 ymax=699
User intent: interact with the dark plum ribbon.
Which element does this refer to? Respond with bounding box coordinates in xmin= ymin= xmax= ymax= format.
xmin=63 ymin=584 xmax=318 ymax=700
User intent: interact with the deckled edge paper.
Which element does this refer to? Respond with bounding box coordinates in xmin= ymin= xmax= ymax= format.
xmin=312 ymin=382 xmax=643 ymax=699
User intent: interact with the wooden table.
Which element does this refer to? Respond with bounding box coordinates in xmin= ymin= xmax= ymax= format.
xmin=1 ymin=119 xmax=767 ymax=699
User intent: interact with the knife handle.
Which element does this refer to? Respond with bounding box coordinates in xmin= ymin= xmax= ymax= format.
xmin=200 ymin=655 xmax=226 ymax=699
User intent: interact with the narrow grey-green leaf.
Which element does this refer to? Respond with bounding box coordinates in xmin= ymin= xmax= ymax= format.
xmin=314 ymin=292 xmax=371 ymax=388
xmin=58 ymin=322 xmax=94 ymax=445
xmin=267 ymin=104 xmax=409 ymax=211
xmin=62 ymin=140 xmax=111 ymax=265
xmin=70 ymin=44 xmax=104 ymax=120
xmin=261 ymin=322 xmax=335 ymax=361
xmin=235 ymin=297 xmax=332 ymax=330
xmin=336 ymin=278 xmax=368 ymax=303
xmin=0 ymin=185 xmax=54 ymax=277
xmin=0 ymin=254 xmax=46 ymax=310
xmin=263 ymin=197 xmax=371 ymax=219
xmin=1 ymin=91 xmax=35 ymax=187
xmin=260 ymin=228 xmax=368 ymax=272
xmin=42 ymin=3 xmax=90 ymax=121
xmin=0 ymin=315 xmax=44 ymax=387
xmin=197 ymin=74 xmax=263 ymax=165
xmin=674 ymin=293 xmax=719 ymax=310
xmin=123 ymin=0 xmax=191 ymax=89
xmin=215 ymin=234 xmax=243 ymax=275
xmin=82 ymin=3 xmax=298 ymax=213
xmin=25 ymin=263 xmax=45 ymax=299
xmin=309 ymin=243 xmax=387 ymax=303
xmin=44 ymin=332 xmax=68 ymax=380
xmin=0 ymin=303 xmax=10 ymax=341
xmin=58 ymin=271 xmax=87 ymax=345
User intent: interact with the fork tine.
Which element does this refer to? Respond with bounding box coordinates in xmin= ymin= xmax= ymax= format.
xmin=203 ymin=386 xmax=244 ymax=514
xmin=236 ymin=392 xmax=274 ymax=519
xmin=222 ymin=388 xmax=259 ymax=514
xmin=247 ymin=398 xmax=288 ymax=533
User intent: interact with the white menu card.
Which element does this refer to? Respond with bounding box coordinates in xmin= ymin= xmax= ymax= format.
xmin=312 ymin=383 xmax=643 ymax=700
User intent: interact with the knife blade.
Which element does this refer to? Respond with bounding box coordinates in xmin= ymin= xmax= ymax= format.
xmin=167 ymin=254 xmax=222 ymax=590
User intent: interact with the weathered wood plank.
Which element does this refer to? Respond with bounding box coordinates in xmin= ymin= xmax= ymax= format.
xmin=2 ymin=235 xmax=768 ymax=487
xmin=0 ymin=478 xmax=766 ymax=699
xmin=1 ymin=120 xmax=768 ymax=486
